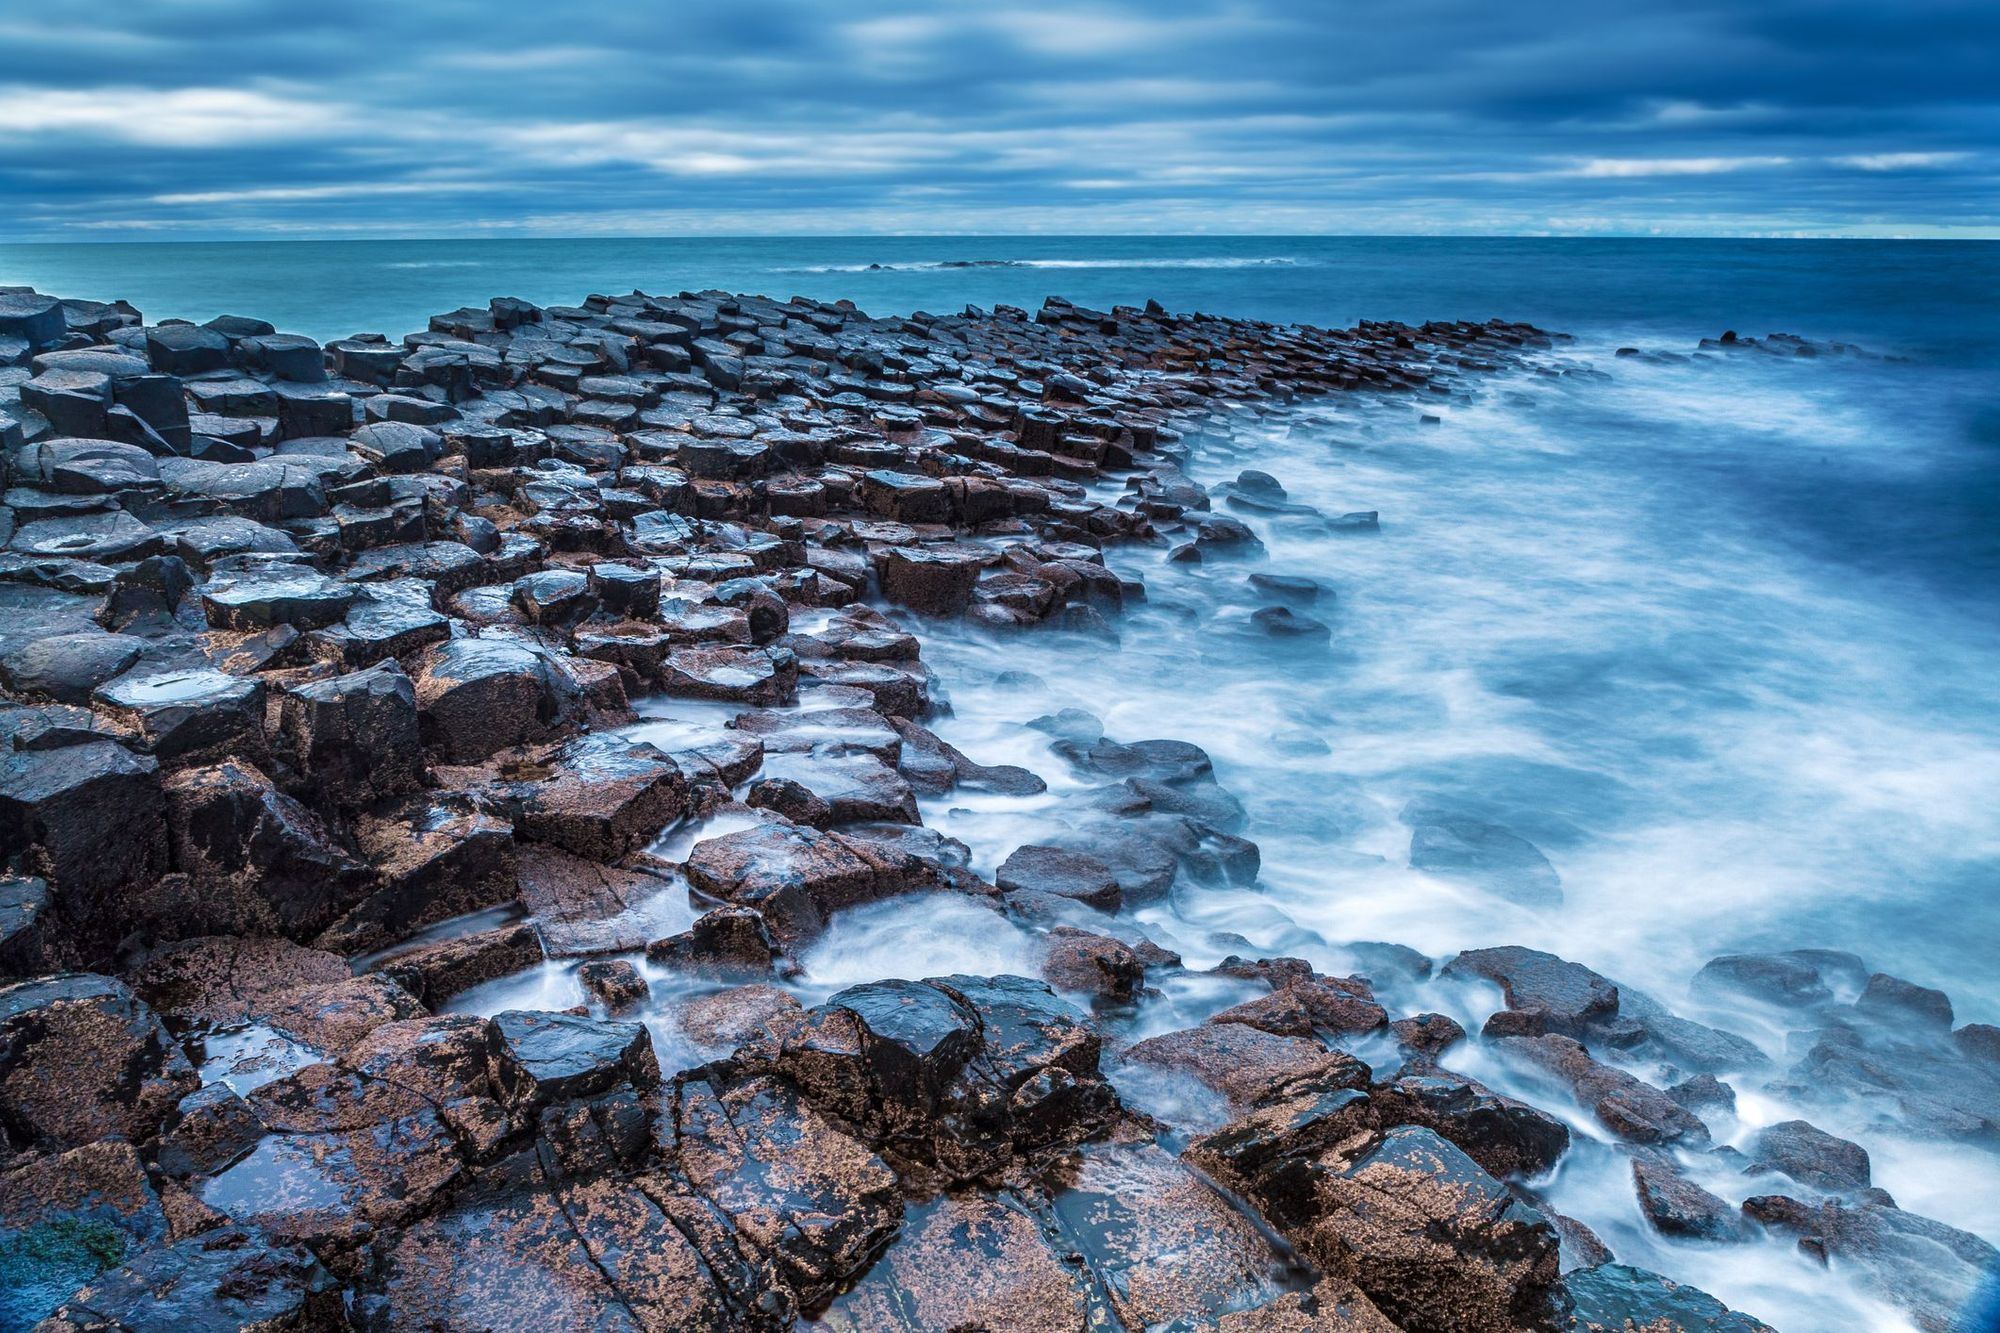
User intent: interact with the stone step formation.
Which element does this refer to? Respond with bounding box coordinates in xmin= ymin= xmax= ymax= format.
xmin=1 ymin=284 xmax=1993 ymax=1332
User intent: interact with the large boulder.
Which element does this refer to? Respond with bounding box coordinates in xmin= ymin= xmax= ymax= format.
xmin=1744 ymin=1193 xmax=2000 ymax=1333
xmin=319 ymin=796 xmax=517 ymax=953
xmin=93 ymin=668 xmax=266 ymax=764
xmin=681 ymin=821 xmax=881 ymax=945
xmin=0 ymin=631 xmax=144 ymax=705
xmin=510 ymin=733 xmax=690 ymax=861
xmin=1490 ymin=1033 xmax=1710 ymax=1146
xmin=877 ymin=545 xmax=987 ymax=616
xmin=1745 ymin=1118 xmax=1871 ymax=1192
xmin=1123 ymin=1021 xmax=1367 ymax=1110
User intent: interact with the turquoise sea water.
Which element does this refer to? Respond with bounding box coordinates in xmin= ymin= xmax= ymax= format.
xmin=3 ymin=235 xmax=1996 ymax=360
xmin=8 ymin=236 xmax=2000 ymax=1328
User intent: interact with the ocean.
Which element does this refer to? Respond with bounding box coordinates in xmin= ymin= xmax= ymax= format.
xmin=8 ymin=236 xmax=1999 ymax=1329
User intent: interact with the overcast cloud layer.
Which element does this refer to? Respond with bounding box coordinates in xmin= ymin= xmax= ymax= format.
xmin=1 ymin=0 xmax=1994 ymax=239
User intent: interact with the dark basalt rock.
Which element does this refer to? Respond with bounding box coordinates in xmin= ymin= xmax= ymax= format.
xmin=0 ymin=292 xmax=66 ymax=350
xmin=508 ymin=732 xmax=690 ymax=861
xmin=1251 ymin=604 xmax=1331 ymax=639
xmin=742 ymin=973 xmax=1117 ymax=1186
xmin=158 ymin=760 xmax=373 ymax=938
xmin=576 ymin=959 xmax=648 ymax=1012
xmin=0 ymin=630 xmax=144 ymax=704
xmin=93 ymin=667 xmax=266 ymax=763
xmin=681 ymin=821 xmax=879 ymax=945
xmin=1564 ymin=1262 xmax=1777 ymax=1333
xmin=1855 ymin=970 xmax=1954 ymax=1031
xmin=1198 ymin=1114 xmax=1563 ymax=1333
xmin=877 ymin=544 xmax=988 ymax=615
xmin=488 ymin=1009 xmax=661 ymax=1109
xmin=15 ymin=439 xmax=161 ymax=495
xmin=0 ymin=1139 xmax=170 ymax=1328
xmin=1745 ymin=1118 xmax=1872 ymax=1192
xmin=646 ymin=905 xmax=779 ymax=976
xmin=0 ymin=283 xmax=1601 ymax=1325
xmin=156 ymin=1081 xmax=266 ymax=1178
xmin=1743 ymin=1193 xmax=2000 ymax=1333
xmin=677 ymin=984 xmax=801 ymax=1050
xmin=1040 ymin=925 xmax=1144 ymax=1000
xmin=0 ymin=875 xmax=55 ymax=979
xmin=199 ymin=567 xmax=355 ymax=631
xmin=278 ymin=658 xmax=424 ymax=809
xmin=0 ymin=972 xmax=196 ymax=1151
xmin=996 ymin=843 xmax=1123 ymax=912
xmin=1629 ymin=1150 xmax=1745 ymax=1240
xmin=1387 ymin=1012 xmax=1466 ymax=1068
xmin=671 ymin=1068 xmax=902 ymax=1311
xmin=1775 ymin=988 xmax=2000 ymax=1146
xmin=364 ymin=1158 xmax=768 ymax=1330
xmin=371 ymin=923 xmax=542 ymax=1008
xmin=1445 ymin=945 xmax=1620 ymax=1038
xmin=34 ymin=1225 xmax=345 ymax=1333
xmin=1693 ymin=948 xmax=1866 ymax=1007
xmin=751 ymin=748 xmax=918 ymax=826
xmin=1124 ymin=1021 xmax=1369 ymax=1110
xmin=144 ymin=322 xmax=231 ymax=375
xmin=0 ymin=741 xmax=166 ymax=933
xmin=1369 ymin=1071 xmax=1570 ymax=1179
xmin=1207 ymin=976 xmax=1388 ymax=1037
xmin=412 ymin=637 xmax=586 ymax=762
xmin=1491 ymin=1033 xmax=1710 ymax=1146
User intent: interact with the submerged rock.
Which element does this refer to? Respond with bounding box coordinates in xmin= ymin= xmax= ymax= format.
xmin=1564 ymin=1262 xmax=1777 ymax=1333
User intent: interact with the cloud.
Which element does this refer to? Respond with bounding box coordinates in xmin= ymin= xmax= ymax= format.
xmin=0 ymin=1 xmax=1993 ymax=239
xmin=1833 ymin=151 xmax=1971 ymax=170
xmin=1568 ymin=156 xmax=1794 ymax=177
xmin=149 ymin=181 xmax=498 ymax=205
xmin=0 ymin=84 xmax=352 ymax=147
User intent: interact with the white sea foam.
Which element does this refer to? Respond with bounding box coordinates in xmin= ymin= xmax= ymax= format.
xmin=901 ymin=337 xmax=2000 ymax=1328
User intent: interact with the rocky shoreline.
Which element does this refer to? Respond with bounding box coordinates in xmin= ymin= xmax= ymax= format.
xmin=1 ymin=282 xmax=1995 ymax=1332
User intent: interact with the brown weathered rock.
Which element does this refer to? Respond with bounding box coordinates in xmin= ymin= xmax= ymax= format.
xmin=577 ymin=958 xmax=649 ymax=1012
xmin=0 ymin=972 xmax=196 ymax=1151
xmin=671 ymin=1068 xmax=902 ymax=1311
xmin=1492 ymin=1032 xmax=1710 ymax=1146
xmin=676 ymin=983 xmax=802 ymax=1050
xmin=1040 ymin=926 xmax=1144 ymax=1000
xmin=1124 ymin=1022 xmax=1367 ymax=1109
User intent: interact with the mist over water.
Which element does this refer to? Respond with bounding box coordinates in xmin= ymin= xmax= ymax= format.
xmin=899 ymin=333 xmax=1999 ymax=1328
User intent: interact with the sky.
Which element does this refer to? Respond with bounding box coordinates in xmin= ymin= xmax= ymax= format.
xmin=0 ymin=0 xmax=1995 ymax=240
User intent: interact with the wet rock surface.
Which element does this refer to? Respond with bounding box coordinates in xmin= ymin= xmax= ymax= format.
xmin=1 ymin=282 xmax=1967 ymax=1329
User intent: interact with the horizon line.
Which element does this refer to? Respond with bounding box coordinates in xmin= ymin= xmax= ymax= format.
xmin=4 ymin=231 xmax=1998 ymax=246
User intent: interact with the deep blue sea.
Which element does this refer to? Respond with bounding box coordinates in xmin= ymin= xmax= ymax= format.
xmin=7 ymin=237 xmax=1999 ymax=1329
